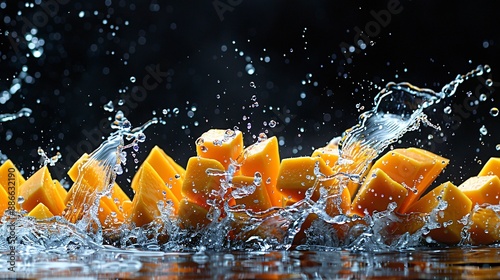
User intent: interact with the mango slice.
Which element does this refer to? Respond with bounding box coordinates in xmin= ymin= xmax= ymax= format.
xmin=458 ymin=175 xmax=500 ymax=206
xmin=27 ymin=203 xmax=54 ymax=219
xmin=468 ymin=207 xmax=500 ymax=245
xmin=181 ymin=156 xmax=226 ymax=208
xmin=0 ymin=160 xmax=26 ymax=201
xmin=371 ymin=148 xmax=449 ymax=213
xmin=408 ymin=182 xmax=472 ymax=244
xmin=312 ymin=146 xmax=339 ymax=167
xmin=233 ymin=175 xmax=272 ymax=212
xmin=129 ymin=162 xmax=179 ymax=227
xmin=53 ymin=180 xmax=67 ymax=202
xmin=351 ymin=168 xmax=408 ymax=216
xmin=478 ymin=157 xmax=500 ymax=177
xmin=240 ymin=136 xmax=281 ymax=207
xmin=177 ymin=198 xmax=210 ymax=230
xmin=19 ymin=166 xmax=65 ymax=215
xmin=196 ymin=129 xmax=244 ymax=170
xmin=276 ymin=156 xmax=335 ymax=202
xmin=132 ymin=146 xmax=185 ymax=200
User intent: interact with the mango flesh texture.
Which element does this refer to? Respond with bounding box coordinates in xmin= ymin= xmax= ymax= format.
xmin=27 ymin=203 xmax=54 ymax=219
xmin=350 ymin=168 xmax=408 ymax=216
xmin=233 ymin=175 xmax=272 ymax=212
xmin=181 ymin=156 xmax=226 ymax=209
xmin=129 ymin=162 xmax=179 ymax=227
xmin=468 ymin=207 xmax=500 ymax=245
xmin=177 ymin=198 xmax=210 ymax=230
xmin=458 ymin=175 xmax=500 ymax=206
xmin=196 ymin=129 xmax=244 ymax=170
xmin=408 ymin=182 xmax=472 ymax=244
xmin=478 ymin=157 xmax=500 ymax=177
xmin=19 ymin=166 xmax=65 ymax=215
xmin=0 ymin=160 xmax=26 ymax=204
xmin=371 ymin=148 xmax=449 ymax=214
xmin=132 ymin=146 xmax=185 ymax=201
xmin=240 ymin=136 xmax=281 ymax=207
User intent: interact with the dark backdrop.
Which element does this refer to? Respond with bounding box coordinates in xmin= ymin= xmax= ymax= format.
xmin=1 ymin=1 xmax=499 ymax=195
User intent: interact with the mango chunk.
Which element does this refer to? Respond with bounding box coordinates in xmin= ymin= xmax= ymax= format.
xmin=240 ymin=136 xmax=281 ymax=207
xmin=196 ymin=129 xmax=244 ymax=170
xmin=233 ymin=175 xmax=272 ymax=212
xmin=371 ymin=147 xmax=449 ymax=213
xmin=99 ymin=196 xmax=125 ymax=228
xmin=0 ymin=184 xmax=10 ymax=215
xmin=478 ymin=157 xmax=500 ymax=177
xmin=129 ymin=162 xmax=179 ymax=227
xmin=458 ymin=175 xmax=500 ymax=206
xmin=53 ymin=180 xmax=67 ymax=202
xmin=0 ymin=160 xmax=26 ymax=203
xmin=468 ymin=207 xmax=500 ymax=245
xmin=351 ymin=168 xmax=408 ymax=216
xmin=276 ymin=156 xmax=335 ymax=202
xmin=27 ymin=203 xmax=54 ymax=219
xmin=177 ymin=198 xmax=210 ymax=230
xmin=121 ymin=200 xmax=133 ymax=219
xmin=312 ymin=146 xmax=339 ymax=167
xmin=181 ymin=156 xmax=226 ymax=208
xmin=408 ymin=182 xmax=472 ymax=244
xmin=132 ymin=146 xmax=184 ymax=200
xmin=19 ymin=166 xmax=65 ymax=215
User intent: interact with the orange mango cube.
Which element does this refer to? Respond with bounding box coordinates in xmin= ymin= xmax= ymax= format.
xmin=233 ymin=175 xmax=272 ymax=212
xmin=276 ymin=156 xmax=335 ymax=202
xmin=351 ymin=168 xmax=408 ymax=216
xmin=458 ymin=175 xmax=500 ymax=205
xmin=312 ymin=146 xmax=339 ymax=167
xmin=129 ymin=162 xmax=179 ymax=227
xmin=181 ymin=156 xmax=226 ymax=208
xmin=19 ymin=166 xmax=65 ymax=215
xmin=196 ymin=129 xmax=244 ymax=170
xmin=371 ymin=147 xmax=449 ymax=213
xmin=177 ymin=198 xmax=210 ymax=230
xmin=478 ymin=157 xmax=500 ymax=177
xmin=0 ymin=160 xmax=26 ymax=204
xmin=27 ymin=203 xmax=54 ymax=219
xmin=240 ymin=136 xmax=281 ymax=207
xmin=468 ymin=207 xmax=500 ymax=245
xmin=408 ymin=182 xmax=472 ymax=244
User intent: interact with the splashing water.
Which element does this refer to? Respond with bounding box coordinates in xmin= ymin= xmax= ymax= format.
xmin=0 ymin=108 xmax=32 ymax=122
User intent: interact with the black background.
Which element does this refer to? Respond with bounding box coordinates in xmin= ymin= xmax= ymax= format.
xmin=1 ymin=0 xmax=499 ymax=195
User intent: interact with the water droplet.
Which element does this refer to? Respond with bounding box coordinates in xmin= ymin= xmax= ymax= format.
xmin=173 ymin=108 xmax=180 ymax=115
xmin=245 ymin=64 xmax=255 ymax=75
xmin=480 ymin=125 xmax=488 ymax=135
xmin=104 ymin=101 xmax=114 ymax=112
xmin=200 ymin=146 xmax=208 ymax=153
xmin=490 ymin=107 xmax=499 ymax=117
xmin=130 ymin=76 xmax=136 ymax=83
xmin=195 ymin=137 xmax=204 ymax=146
xmin=443 ymin=106 xmax=452 ymax=114
xmin=250 ymin=82 xmax=256 ymax=89
xmin=479 ymin=94 xmax=487 ymax=102
xmin=486 ymin=79 xmax=493 ymax=87
xmin=496 ymin=144 xmax=500 ymax=151
xmin=18 ymin=196 xmax=25 ymax=204
xmin=269 ymin=120 xmax=277 ymax=128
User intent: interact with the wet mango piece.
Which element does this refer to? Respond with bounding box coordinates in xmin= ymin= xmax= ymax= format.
xmin=121 ymin=200 xmax=133 ymax=219
xmin=27 ymin=203 xmax=54 ymax=219
xmin=371 ymin=147 xmax=449 ymax=213
xmin=312 ymin=146 xmax=339 ymax=167
xmin=177 ymin=198 xmax=210 ymax=230
xmin=408 ymin=182 xmax=472 ymax=244
xmin=276 ymin=156 xmax=335 ymax=202
xmin=98 ymin=195 xmax=125 ymax=228
xmin=478 ymin=157 xmax=500 ymax=177
xmin=181 ymin=156 xmax=226 ymax=209
xmin=240 ymin=136 xmax=281 ymax=207
xmin=132 ymin=146 xmax=184 ymax=200
xmin=0 ymin=159 xmax=26 ymax=200
xmin=233 ymin=175 xmax=272 ymax=212
xmin=458 ymin=175 xmax=500 ymax=206
xmin=129 ymin=162 xmax=179 ymax=227
xmin=53 ymin=180 xmax=67 ymax=202
xmin=0 ymin=184 xmax=9 ymax=215
xmin=19 ymin=166 xmax=65 ymax=215
xmin=468 ymin=207 xmax=500 ymax=245
xmin=350 ymin=168 xmax=408 ymax=216
xmin=196 ymin=129 xmax=244 ymax=170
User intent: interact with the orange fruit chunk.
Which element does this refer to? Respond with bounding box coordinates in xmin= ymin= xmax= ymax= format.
xmin=132 ymin=146 xmax=185 ymax=200
xmin=129 ymin=162 xmax=179 ymax=227
xmin=276 ymin=156 xmax=335 ymax=202
xmin=240 ymin=136 xmax=281 ymax=207
xmin=0 ymin=160 xmax=26 ymax=206
xmin=478 ymin=157 xmax=500 ymax=177
xmin=233 ymin=175 xmax=272 ymax=212
xmin=196 ymin=129 xmax=244 ymax=170
xmin=408 ymin=182 xmax=472 ymax=244
xmin=27 ymin=203 xmax=54 ymax=219
xmin=458 ymin=175 xmax=500 ymax=206
xmin=312 ymin=146 xmax=339 ymax=167
xmin=53 ymin=180 xmax=67 ymax=202
xmin=181 ymin=156 xmax=226 ymax=208
xmin=371 ymin=147 xmax=449 ymax=213
xmin=177 ymin=198 xmax=210 ymax=230
xmin=468 ymin=207 xmax=500 ymax=245
xmin=19 ymin=166 xmax=65 ymax=215
xmin=351 ymin=168 xmax=408 ymax=216
xmin=0 ymin=184 xmax=9 ymax=215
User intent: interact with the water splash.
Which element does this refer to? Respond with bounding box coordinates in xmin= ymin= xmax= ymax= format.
xmin=0 ymin=108 xmax=32 ymax=122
